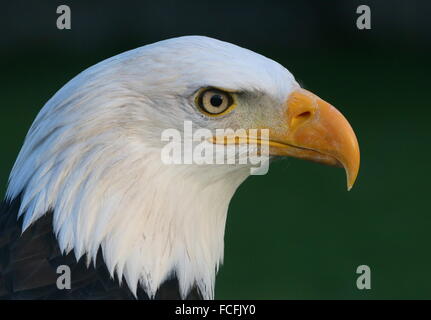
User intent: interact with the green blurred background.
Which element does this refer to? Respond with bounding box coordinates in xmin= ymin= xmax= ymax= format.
xmin=1 ymin=0 xmax=430 ymax=299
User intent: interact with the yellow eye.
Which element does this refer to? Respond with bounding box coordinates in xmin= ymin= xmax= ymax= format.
xmin=196 ymin=88 xmax=235 ymax=116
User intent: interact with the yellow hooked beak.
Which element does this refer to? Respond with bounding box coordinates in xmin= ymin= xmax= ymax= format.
xmin=209 ymin=88 xmax=360 ymax=190
xmin=269 ymin=89 xmax=360 ymax=190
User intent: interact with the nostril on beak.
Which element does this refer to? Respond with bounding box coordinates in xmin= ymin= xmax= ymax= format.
xmin=296 ymin=111 xmax=311 ymax=119
xmin=291 ymin=110 xmax=312 ymax=128
xmin=286 ymin=89 xmax=317 ymax=128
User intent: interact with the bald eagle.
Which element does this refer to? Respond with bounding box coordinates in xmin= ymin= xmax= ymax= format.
xmin=0 ymin=36 xmax=359 ymax=300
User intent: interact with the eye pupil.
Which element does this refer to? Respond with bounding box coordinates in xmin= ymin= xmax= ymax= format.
xmin=210 ymin=95 xmax=223 ymax=107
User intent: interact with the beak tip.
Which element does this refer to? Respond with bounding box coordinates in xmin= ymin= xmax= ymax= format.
xmin=345 ymin=166 xmax=359 ymax=191
xmin=346 ymin=172 xmax=358 ymax=191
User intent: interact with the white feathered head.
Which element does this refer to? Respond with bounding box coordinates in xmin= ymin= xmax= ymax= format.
xmin=6 ymin=36 xmax=359 ymax=299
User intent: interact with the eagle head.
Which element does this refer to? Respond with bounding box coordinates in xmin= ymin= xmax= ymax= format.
xmin=6 ymin=36 xmax=359 ymax=299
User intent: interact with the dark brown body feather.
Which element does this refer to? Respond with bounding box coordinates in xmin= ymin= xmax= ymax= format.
xmin=0 ymin=196 xmax=202 ymax=300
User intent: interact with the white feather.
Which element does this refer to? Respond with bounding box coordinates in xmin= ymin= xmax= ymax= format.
xmin=6 ymin=36 xmax=298 ymax=299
